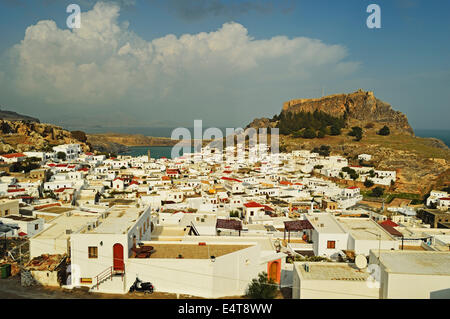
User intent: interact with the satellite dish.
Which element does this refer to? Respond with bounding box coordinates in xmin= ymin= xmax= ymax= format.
xmin=355 ymin=255 xmax=368 ymax=270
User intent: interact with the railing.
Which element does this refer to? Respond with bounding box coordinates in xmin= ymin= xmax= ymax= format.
xmin=95 ymin=266 xmax=113 ymax=289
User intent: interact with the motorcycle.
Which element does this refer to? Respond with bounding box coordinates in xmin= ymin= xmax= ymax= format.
xmin=129 ymin=277 xmax=154 ymax=294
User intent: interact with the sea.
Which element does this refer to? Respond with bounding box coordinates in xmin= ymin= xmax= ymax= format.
xmin=119 ymin=145 xmax=193 ymax=159
xmin=414 ymin=129 xmax=450 ymax=147
xmin=107 ymin=127 xmax=450 ymax=159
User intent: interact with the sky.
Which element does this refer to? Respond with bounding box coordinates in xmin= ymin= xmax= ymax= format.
xmin=0 ymin=0 xmax=449 ymax=132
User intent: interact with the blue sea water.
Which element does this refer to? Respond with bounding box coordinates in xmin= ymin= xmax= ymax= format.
xmin=119 ymin=145 xmax=193 ymax=159
xmin=113 ymin=128 xmax=450 ymax=158
xmin=415 ymin=129 xmax=450 ymax=147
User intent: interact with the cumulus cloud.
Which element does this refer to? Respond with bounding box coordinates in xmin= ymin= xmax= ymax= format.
xmin=1 ymin=1 xmax=359 ymax=128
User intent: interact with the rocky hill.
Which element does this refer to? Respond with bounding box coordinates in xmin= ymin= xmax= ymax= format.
xmin=0 ymin=120 xmax=90 ymax=153
xmin=249 ymin=89 xmax=414 ymax=136
xmin=281 ymin=89 xmax=414 ymax=134
xmin=0 ymin=109 xmax=39 ymax=123
xmin=246 ymin=89 xmax=449 ymax=195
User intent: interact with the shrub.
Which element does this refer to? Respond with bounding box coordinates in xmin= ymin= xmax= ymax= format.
xmin=349 ymin=126 xmax=363 ymax=141
xmin=302 ymin=128 xmax=316 ymax=139
xmin=277 ymin=110 xmax=345 ymax=136
xmin=371 ymin=187 xmax=385 ymax=197
xmin=312 ymin=145 xmax=331 ymax=157
xmin=364 ymin=179 xmax=374 ymax=188
xmin=245 ymin=272 xmax=278 ymax=299
xmin=56 ymin=152 xmax=66 ymax=161
xmin=230 ymin=211 xmax=240 ymax=218
xmin=330 ymin=125 xmax=342 ymax=136
xmin=377 ymin=125 xmax=390 ymax=136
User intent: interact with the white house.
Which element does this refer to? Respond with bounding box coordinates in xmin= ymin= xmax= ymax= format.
xmin=292 ymin=262 xmax=379 ymax=299
xmin=0 ymin=215 xmax=44 ymax=237
xmin=336 ymin=217 xmax=398 ymax=256
xmin=369 ymin=250 xmax=450 ymax=299
xmin=358 ymin=154 xmax=372 ymax=161
xmin=0 ymin=152 xmax=27 ymax=163
xmin=70 ymin=205 xmax=152 ymax=293
xmin=53 ymin=144 xmax=82 ymax=160
xmin=306 ymin=213 xmax=348 ymax=258
xmin=243 ymin=201 xmax=266 ymax=224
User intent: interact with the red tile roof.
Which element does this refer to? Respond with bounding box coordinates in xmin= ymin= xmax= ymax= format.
xmin=380 ymin=224 xmax=403 ymax=237
xmin=54 ymin=187 xmax=73 ymax=193
xmin=1 ymin=153 xmax=26 ymax=158
xmin=244 ymin=201 xmax=264 ymax=208
xmin=380 ymin=219 xmax=399 ymax=227
xmin=7 ymin=188 xmax=26 ymax=193
xmin=221 ymin=176 xmax=242 ymax=183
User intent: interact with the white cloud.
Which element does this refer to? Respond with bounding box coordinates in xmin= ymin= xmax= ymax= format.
xmin=2 ymin=1 xmax=359 ymax=127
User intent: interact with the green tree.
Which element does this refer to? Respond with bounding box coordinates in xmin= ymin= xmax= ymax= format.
xmin=364 ymin=179 xmax=374 ymax=188
xmin=230 ymin=211 xmax=240 ymax=218
xmin=371 ymin=187 xmax=384 ymax=197
xmin=377 ymin=125 xmax=390 ymax=136
xmin=349 ymin=126 xmax=363 ymax=141
xmin=313 ymin=145 xmax=331 ymax=157
xmin=56 ymin=152 xmax=66 ymax=161
xmin=330 ymin=125 xmax=341 ymax=136
xmin=245 ymin=272 xmax=278 ymax=299
xmin=317 ymin=130 xmax=325 ymax=138
xmin=302 ymin=128 xmax=316 ymax=139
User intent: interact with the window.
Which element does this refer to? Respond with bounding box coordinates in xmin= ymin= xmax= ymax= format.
xmin=35 ymin=224 xmax=39 ymax=230
xmin=88 ymin=246 xmax=98 ymax=259
xmin=4 ymin=209 xmax=9 ymax=216
xmin=327 ymin=241 xmax=336 ymax=249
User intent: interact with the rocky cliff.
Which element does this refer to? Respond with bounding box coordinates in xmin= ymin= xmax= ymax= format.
xmin=0 ymin=120 xmax=90 ymax=153
xmin=281 ymin=89 xmax=414 ymax=134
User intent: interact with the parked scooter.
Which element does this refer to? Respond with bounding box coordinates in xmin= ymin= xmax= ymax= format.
xmin=129 ymin=276 xmax=154 ymax=294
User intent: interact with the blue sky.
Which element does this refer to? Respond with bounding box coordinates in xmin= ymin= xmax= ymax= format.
xmin=0 ymin=0 xmax=448 ymax=131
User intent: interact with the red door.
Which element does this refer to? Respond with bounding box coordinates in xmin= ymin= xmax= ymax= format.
xmin=113 ymin=243 xmax=124 ymax=272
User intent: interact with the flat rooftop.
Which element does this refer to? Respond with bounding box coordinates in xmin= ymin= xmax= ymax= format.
xmin=373 ymin=250 xmax=450 ymax=276
xmin=1 ymin=215 xmax=37 ymax=222
xmin=33 ymin=213 xmax=99 ymax=239
xmin=151 ymin=225 xmax=188 ymax=237
xmin=37 ymin=207 xmax=75 ymax=214
xmin=137 ymin=243 xmax=252 ymax=259
xmin=295 ymin=262 xmax=370 ymax=281
xmin=337 ymin=218 xmax=394 ymax=241
xmin=88 ymin=205 xmax=145 ymax=234
xmin=307 ymin=213 xmax=346 ymax=234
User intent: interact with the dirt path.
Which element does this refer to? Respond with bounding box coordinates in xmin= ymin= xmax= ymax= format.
xmin=0 ymin=276 xmax=200 ymax=299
